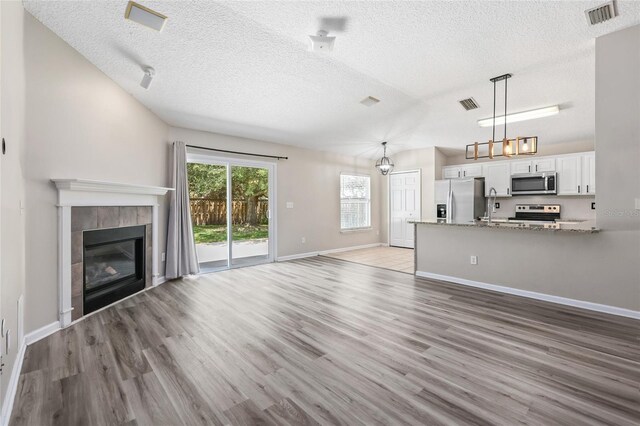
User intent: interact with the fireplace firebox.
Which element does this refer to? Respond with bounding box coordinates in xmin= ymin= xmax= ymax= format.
xmin=83 ymin=225 xmax=146 ymax=314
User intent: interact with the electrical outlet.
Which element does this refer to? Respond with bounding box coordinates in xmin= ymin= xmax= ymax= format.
xmin=301 ymin=237 xmax=306 ymax=244
xmin=161 ymin=252 xmax=166 ymax=262
xmin=591 ymin=202 xmax=596 ymax=210
xmin=376 ymin=230 xmax=379 ymax=236
xmin=470 ymin=255 xmax=478 ymax=265
xmin=495 ymin=202 xmax=500 ymax=209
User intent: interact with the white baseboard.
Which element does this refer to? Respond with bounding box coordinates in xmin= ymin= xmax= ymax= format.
xmin=0 ymin=340 xmax=26 ymax=426
xmin=318 ymin=243 xmax=383 ymax=255
xmin=24 ymin=321 xmax=61 ymax=346
xmin=277 ymin=251 xmax=319 ymax=262
xmin=153 ymin=275 xmax=167 ymax=286
xmin=416 ymin=271 xmax=640 ymax=320
xmin=277 ymin=243 xmax=385 ymax=262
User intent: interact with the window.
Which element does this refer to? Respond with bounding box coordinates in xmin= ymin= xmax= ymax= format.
xmin=340 ymin=174 xmax=371 ymax=230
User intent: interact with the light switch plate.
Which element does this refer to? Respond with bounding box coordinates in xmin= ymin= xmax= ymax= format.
xmin=636 ymin=198 xmax=640 ymax=210
xmin=286 ymin=202 xmax=294 ymax=209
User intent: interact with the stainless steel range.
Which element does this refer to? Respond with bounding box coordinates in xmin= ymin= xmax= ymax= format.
xmin=509 ymin=204 xmax=561 ymax=223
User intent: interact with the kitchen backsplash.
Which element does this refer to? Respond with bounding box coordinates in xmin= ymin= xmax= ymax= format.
xmin=491 ymin=196 xmax=596 ymax=220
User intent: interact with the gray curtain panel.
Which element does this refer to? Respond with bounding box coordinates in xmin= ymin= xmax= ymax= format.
xmin=166 ymin=141 xmax=200 ymax=279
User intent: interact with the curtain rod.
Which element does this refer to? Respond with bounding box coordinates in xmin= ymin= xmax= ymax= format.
xmin=186 ymin=144 xmax=288 ymax=160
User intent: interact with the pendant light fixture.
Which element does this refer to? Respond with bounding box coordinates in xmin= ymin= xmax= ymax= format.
xmin=375 ymin=142 xmax=394 ymax=175
xmin=466 ymin=74 xmax=538 ymax=160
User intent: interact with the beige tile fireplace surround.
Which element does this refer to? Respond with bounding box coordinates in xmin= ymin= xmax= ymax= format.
xmin=70 ymin=206 xmax=153 ymax=321
xmin=53 ymin=179 xmax=173 ymax=327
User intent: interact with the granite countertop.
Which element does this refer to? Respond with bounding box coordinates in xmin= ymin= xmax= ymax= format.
xmin=409 ymin=219 xmax=600 ymax=233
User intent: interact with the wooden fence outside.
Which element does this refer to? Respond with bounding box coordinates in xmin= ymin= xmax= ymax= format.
xmin=190 ymin=198 xmax=269 ymax=225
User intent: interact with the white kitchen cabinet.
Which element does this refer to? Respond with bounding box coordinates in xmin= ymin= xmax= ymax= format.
xmin=483 ymin=163 xmax=511 ymax=197
xmin=443 ymin=166 xmax=461 ymax=179
xmin=461 ymin=164 xmax=483 ymax=178
xmin=582 ymin=152 xmax=596 ymax=194
xmin=556 ymin=155 xmax=581 ymax=195
xmin=533 ymin=157 xmax=556 ymax=173
xmin=510 ymin=160 xmax=532 ymax=175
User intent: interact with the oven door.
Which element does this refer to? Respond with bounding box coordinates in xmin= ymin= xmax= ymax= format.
xmin=511 ymin=173 xmax=557 ymax=195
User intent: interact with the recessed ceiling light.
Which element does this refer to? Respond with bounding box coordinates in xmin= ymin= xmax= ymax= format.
xmin=477 ymin=105 xmax=559 ymax=127
xmin=360 ymin=96 xmax=380 ymax=107
xmin=125 ymin=1 xmax=167 ymax=32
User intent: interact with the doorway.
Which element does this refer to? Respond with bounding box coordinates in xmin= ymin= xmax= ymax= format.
xmin=389 ymin=170 xmax=421 ymax=248
xmin=186 ymin=153 xmax=275 ymax=272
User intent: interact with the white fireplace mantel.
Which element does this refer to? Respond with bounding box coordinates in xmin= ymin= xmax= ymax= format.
xmin=52 ymin=179 xmax=173 ymax=327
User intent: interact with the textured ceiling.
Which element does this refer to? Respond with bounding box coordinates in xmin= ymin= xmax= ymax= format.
xmin=23 ymin=1 xmax=640 ymax=158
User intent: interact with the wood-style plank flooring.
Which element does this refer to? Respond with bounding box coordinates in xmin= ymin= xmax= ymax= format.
xmin=323 ymin=246 xmax=414 ymax=273
xmin=10 ymin=257 xmax=640 ymax=425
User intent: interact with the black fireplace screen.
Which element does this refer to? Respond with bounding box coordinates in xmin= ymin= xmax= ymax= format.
xmin=83 ymin=225 xmax=146 ymax=314
xmin=85 ymin=240 xmax=137 ymax=291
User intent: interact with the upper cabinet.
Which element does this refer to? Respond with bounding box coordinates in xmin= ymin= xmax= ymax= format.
xmin=442 ymin=166 xmax=462 ymax=179
xmin=533 ymin=158 xmax=556 ymax=173
xmin=556 ymin=156 xmax=582 ymax=195
xmin=511 ymin=160 xmax=532 ymax=175
xmin=556 ymin=153 xmax=595 ymax=195
xmin=461 ymin=164 xmax=483 ymax=178
xmin=442 ymin=164 xmax=483 ymax=179
xmin=483 ymin=162 xmax=511 ymax=197
xmin=582 ymin=152 xmax=596 ymax=195
xmin=442 ymin=151 xmax=595 ymax=197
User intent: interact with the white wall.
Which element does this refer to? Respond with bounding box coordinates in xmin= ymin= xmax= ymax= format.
xmin=170 ymin=127 xmax=383 ymax=258
xmin=22 ymin=10 xmax=170 ymax=332
xmin=0 ymin=0 xmax=27 ymax=412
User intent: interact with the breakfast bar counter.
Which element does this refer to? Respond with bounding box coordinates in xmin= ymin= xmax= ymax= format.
xmin=409 ymin=219 xmax=600 ymax=233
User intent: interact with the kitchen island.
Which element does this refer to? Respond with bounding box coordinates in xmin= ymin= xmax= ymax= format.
xmin=410 ymin=219 xmax=639 ymax=317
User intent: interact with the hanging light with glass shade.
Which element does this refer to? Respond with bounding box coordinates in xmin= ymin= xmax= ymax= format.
xmin=375 ymin=142 xmax=394 ymax=175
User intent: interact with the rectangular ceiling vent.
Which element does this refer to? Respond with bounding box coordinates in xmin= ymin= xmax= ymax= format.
xmin=360 ymin=96 xmax=380 ymax=107
xmin=125 ymin=1 xmax=167 ymax=31
xmin=585 ymin=1 xmax=617 ymax=25
xmin=459 ymin=98 xmax=479 ymax=111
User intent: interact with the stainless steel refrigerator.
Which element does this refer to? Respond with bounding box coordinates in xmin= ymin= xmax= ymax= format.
xmin=435 ymin=178 xmax=486 ymax=223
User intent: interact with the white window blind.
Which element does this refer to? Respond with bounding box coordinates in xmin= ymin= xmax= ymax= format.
xmin=340 ymin=174 xmax=371 ymax=230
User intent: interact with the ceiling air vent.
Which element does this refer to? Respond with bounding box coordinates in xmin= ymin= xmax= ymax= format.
xmin=360 ymin=96 xmax=380 ymax=107
xmin=585 ymin=1 xmax=617 ymax=25
xmin=459 ymin=98 xmax=479 ymax=111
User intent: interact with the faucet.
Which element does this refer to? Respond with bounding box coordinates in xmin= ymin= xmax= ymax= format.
xmin=487 ymin=187 xmax=497 ymax=224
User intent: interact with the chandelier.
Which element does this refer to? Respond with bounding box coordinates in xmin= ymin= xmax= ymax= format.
xmin=375 ymin=142 xmax=394 ymax=175
xmin=466 ymin=73 xmax=538 ymax=160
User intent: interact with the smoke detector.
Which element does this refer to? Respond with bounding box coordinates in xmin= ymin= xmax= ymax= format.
xmin=585 ymin=1 xmax=618 ymax=25
xmin=141 ymin=66 xmax=155 ymax=89
xmin=309 ymin=30 xmax=336 ymax=52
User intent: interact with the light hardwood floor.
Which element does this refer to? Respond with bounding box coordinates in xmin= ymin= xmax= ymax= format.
xmin=323 ymin=246 xmax=414 ymax=273
xmin=10 ymin=257 xmax=640 ymax=425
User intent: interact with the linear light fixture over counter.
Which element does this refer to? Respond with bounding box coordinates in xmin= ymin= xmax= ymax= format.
xmin=477 ymin=105 xmax=559 ymax=127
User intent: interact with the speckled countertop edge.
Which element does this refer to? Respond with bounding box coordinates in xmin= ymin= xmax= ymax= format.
xmin=409 ymin=220 xmax=600 ymax=234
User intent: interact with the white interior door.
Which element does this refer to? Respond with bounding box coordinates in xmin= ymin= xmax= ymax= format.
xmin=389 ymin=171 xmax=421 ymax=248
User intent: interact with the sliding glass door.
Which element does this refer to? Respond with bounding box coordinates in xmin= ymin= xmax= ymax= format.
xmin=230 ymin=165 xmax=270 ymax=266
xmin=187 ymin=154 xmax=274 ymax=272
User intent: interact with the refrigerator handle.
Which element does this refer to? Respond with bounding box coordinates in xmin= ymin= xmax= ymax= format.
xmin=447 ymin=188 xmax=453 ymax=223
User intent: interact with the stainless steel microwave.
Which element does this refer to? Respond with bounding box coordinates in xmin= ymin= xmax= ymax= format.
xmin=511 ymin=172 xmax=557 ymax=195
